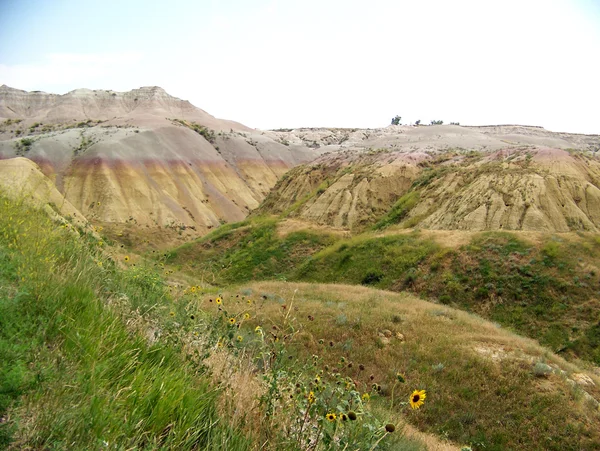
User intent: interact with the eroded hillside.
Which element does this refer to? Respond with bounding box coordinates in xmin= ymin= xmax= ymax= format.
xmin=259 ymin=129 xmax=600 ymax=232
xmin=0 ymin=86 xmax=321 ymax=241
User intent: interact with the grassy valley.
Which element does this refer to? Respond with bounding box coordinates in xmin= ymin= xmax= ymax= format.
xmin=165 ymin=218 xmax=600 ymax=366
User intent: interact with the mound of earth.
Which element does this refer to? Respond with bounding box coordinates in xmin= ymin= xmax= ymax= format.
xmin=0 ymin=86 xmax=322 ymax=239
xmin=0 ymin=157 xmax=89 ymax=229
xmin=259 ymin=132 xmax=600 ymax=232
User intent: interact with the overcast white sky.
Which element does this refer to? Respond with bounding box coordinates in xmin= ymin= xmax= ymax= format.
xmin=1 ymin=0 xmax=599 ymax=133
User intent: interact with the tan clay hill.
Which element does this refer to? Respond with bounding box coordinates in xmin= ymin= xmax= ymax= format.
xmin=2 ymin=84 xmax=600 ymax=236
xmin=0 ymin=85 xmax=321 ymax=240
xmin=260 ymin=126 xmax=600 ymax=232
xmin=0 ymin=157 xmax=91 ymax=230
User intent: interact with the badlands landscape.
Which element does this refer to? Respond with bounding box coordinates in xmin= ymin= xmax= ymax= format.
xmin=1 ymin=86 xmax=600 ymax=450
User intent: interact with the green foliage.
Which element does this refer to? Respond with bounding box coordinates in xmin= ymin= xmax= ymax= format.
xmin=374 ymin=191 xmax=420 ymax=229
xmin=0 ymin=195 xmax=250 ymax=450
xmin=166 ymin=218 xmax=338 ymax=285
xmin=14 ymin=138 xmax=34 ymax=155
xmin=430 ymin=120 xmax=444 ymax=125
xmin=391 ymin=115 xmax=402 ymax=126
xmin=172 ymin=118 xmax=216 ymax=143
xmin=294 ymin=233 xmax=438 ymax=287
xmin=73 ymin=133 xmax=93 ymax=156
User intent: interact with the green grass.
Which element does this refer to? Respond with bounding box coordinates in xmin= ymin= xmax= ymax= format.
xmin=216 ymin=281 xmax=600 ymax=451
xmin=374 ymin=191 xmax=420 ymax=230
xmin=0 ymin=196 xmax=250 ymax=450
xmin=0 ymin=197 xmax=426 ymax=450
xmin=166 ymin=217 xmax=338 ymax=285
xmin=294 ymin=233 xmax=438 ymax=288
xmin=409 ymin=232 xmax=600 ymax=364
xmin=167 ymin=219 xmax=600 ymax=365
xmin=291 ymin=231 xmax=600 ymax=365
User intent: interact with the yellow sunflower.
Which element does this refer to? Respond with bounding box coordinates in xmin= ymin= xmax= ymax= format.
xmin=361 ymin=393 xmax=370 ymax=402
xmin=255 ymin=326 xmax=262 ymax=333
xmin=229 ymin=317 xmax=236 ymax=325
xmin=124 ymin=256 xmax=130 ymax=262
xmin=244 ymin=313 xmax=250 ymax=320
xmin=236 ymin=335 xmax=243 ymax=342
xmin=326 ymin=413 xmax=337 ymax=422
xmin=216 ymin=297 xmax=222 ymax=305
xmin=409 ymin=389 xmax=426 ymax=409
xmin=307 ymin=391 xmax=315 ymax=404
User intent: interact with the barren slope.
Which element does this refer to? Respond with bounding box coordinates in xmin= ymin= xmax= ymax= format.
xmin=259 ymin=126 xmax=600 ymax=232
xmin=0 ymin=86 xmax=321 ymax=240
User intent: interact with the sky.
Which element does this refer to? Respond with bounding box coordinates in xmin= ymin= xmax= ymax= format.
xmin=1 ymin=0 xmax=599 ymax=133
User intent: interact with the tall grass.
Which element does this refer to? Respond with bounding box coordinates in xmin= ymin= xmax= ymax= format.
xmin=0 ymin=195 xmax=250 ymax=450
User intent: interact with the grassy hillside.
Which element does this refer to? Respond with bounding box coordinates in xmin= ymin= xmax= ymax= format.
xmin=212 ymin=281 xmax=600 ymax=450
xmin=5 ymin=194 xmax=600 ymax=450
xmin=0 ymin=196 xmax=424 ymax=450
xmin=0 ymin=196 xmax=251 ymax=450
xmin=165 ymin=217 xmax=339 ymax=284
xmin=296 ymin=231 xmax=600 ymax=365
xmin=165 ymin=219 xmax=600 ymax=366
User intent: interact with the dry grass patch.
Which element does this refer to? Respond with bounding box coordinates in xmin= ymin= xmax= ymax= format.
xmin=216 ymin=281 xmax=600 ymax=451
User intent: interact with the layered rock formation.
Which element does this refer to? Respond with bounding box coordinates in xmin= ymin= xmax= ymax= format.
xmin=259 ymin=127 xmax=600 ymax=232
xmin=0 ymin=86 xmax=320 ymax=236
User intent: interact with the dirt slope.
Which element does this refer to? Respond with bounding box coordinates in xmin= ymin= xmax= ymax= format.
xmin=0 ymin=157 xmax=90 ymax=229
xmin=0 ymin=86 xmax=321 ymax=239
xmin=259 ymin=127 xmax=600 ymax=232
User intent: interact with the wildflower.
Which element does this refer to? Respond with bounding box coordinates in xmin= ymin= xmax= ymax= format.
xmin=409 ymin=389 xmax=426 ymax=410
xmin=362 ymin=393 xmax=370 ymax=402
xmin=244 ymin=313 xmax=250 ymax=320
xmin=190 ymin=286 xmax=197 ymax=293
xmin=247 ymin=299 xmax=252 ymax=305
xmin=190 ymin=314 xmax=195 ymax=320
xmin=347 ymin=411 xmax=357 ymax=421
xmin=340 ymin=357 xmax=346 ymax=363
xmin=236 ymin=335 xmax=243 ymax=342
xmin=124 ymin=256 xmax=130 ymax=262
xmin=326 ymin=413 xmax=337 ymax=422
xmin=255 ymin=326 xmax=262 ymax=333
xmin=97 ymin=261 xmax=103 ymax=267
xmin=314 ymin=375 xmax=321 ymax=384
xmin=229 ymin=317 xmax=236 ymax=325
xmin=385 ymin=423 xmax=396 ymax=433
xmin=396 ymin=373 xmax=406 ymax=383
xmin=340 ymin=413 xmax=349 ymax=421
xmin=216 ymin=297 xmax=222 ymax=305
xmin=169 ymin=311 xmax=175 ymax=317
xmin=307 ymin=391 xmax=315 ymax=404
